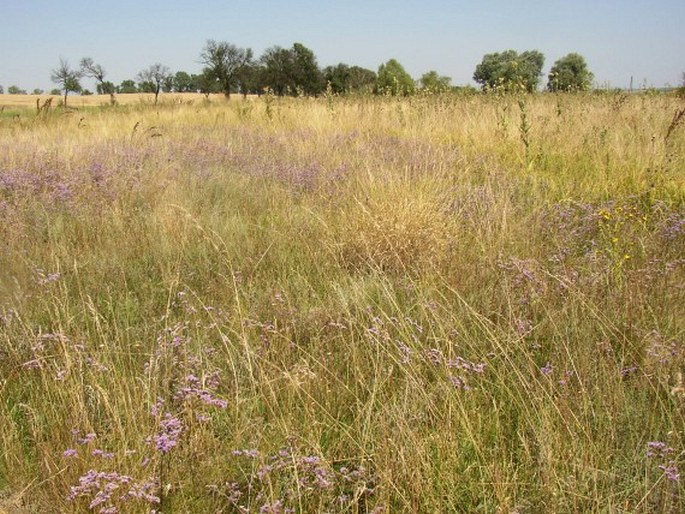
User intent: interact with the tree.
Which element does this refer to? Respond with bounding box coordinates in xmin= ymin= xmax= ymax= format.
xmin=260 ymin=43 xmax=324 ymax=96
xmin=8 ymin=85 xmax=27 ymax=94
xmin=32 ymin=88 xmax=44 ymax=95
xmin=324 ymin=64 xmax=377 ymax=94
xmin=324 ymin=64 xmax=352 ymax=94
xmin=173 ymin=71 xmax=195 ymax=93
xmin=419 ymin=71 xmax=452 ymax=93
xmin=261 ymin=46 xmax=295 ymax=96
xmin=348 ymin=66 xmax=376 ymax=94
xmin=238 ymin=63 xmax=265 ymax=96
xmin=97 ymin=81 xmax=116 ymax=95
xmin=162 ymin=75 xmax=174 ymax=93
xmin=51 ymin=58 xmax=82 ymax=107
xmin=81 ymin=57 xmax=116 ymax=103
xmin=376 ymin=59 xmax=415 ymax=96
xmin=473 ymin=50 xmax=545 ymax=92
xmin=192 ymin=71 xmax=219 ymax=98
xmin=137 ymin=63 xmax=172 ymax=104
xmin=50 ymin=88 xmax=61 ymax=96
xmin=201 ymin=40 xmax=253 ymax=98
xmin=0 ymin=85 xmax=4 ymax=94
xmin=119 ymin=80 xmax=137 ymax=94
xmin=547 ymin=53 xmax=593 ymax=92
xmin=291 ymin=42 xmax=324 ymax=95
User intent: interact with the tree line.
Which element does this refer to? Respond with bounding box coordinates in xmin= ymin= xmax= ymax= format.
xmin=1 ymin=42 xmax=600 ymax=106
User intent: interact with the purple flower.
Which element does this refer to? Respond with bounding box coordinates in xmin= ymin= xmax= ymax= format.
xmin=21 ymin=359 xmax=42 ymax=370
xmin=151 ymin=414 xmax=183 ymax=453
xmin=448 ymin=375 xmax=471 ymax=390
xmin=540 ymin=362 xmax=553 ymax=376
xmin=153 ymin=433 xmax=177 ymax=453
xmin=658 ymin=463 xmax=680 ymax=482
xmin=92 ymin=449 xmax=115 ymax=459
xmin=260 ymin=500 xmax=286 ymax=513
xmin=646 ymin=441 xmax=674 ymax=459
xmin=424 ymin=348 xmax=444 ymax=365
xmin=76 ymin=432 xmax=97 ymax=445
xmin=63 ymin=448 xmax=78 ymax=458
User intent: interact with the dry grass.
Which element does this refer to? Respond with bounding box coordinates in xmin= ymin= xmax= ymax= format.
xmin=0 ymin=92 xmax=257 ymax=108
xmin=0 ymin=92 xmax=683 ymax=513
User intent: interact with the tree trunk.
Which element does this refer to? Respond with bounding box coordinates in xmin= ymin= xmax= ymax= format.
xmin=64 ymin=90 xmax=68 ymax=108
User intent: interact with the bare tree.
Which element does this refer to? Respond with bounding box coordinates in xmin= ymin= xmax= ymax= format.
xmin=137 ymin=63 xmax=172 ymax=104
xmin=81 ymin=57 xmax=116 ymax=104
xmin=51 ymin=58 xmax=82 ymax=107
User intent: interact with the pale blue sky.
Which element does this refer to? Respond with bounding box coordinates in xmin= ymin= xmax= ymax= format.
xmin=1 ymin=0 xmax=683 ymax=92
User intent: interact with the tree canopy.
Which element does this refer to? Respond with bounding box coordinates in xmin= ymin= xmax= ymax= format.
xmin=376 ymin=59 xmax=415 ymax=96
xmin=419 ymin=71 xmax=452 ymax=93
xmin=473 ymin=50 xmax=545 ymax=92
xmin=200 ymin=40 xmax=253 ymax=98
xmin=547 ymin=53 xmax=594 ymax=92
xmin=260 ymin=43 xmax=324 ymax=96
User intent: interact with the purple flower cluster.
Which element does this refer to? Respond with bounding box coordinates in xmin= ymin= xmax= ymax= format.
xmin=646 ymin=441 xmax=680 ymax=482
xmin=173 ymin=373 xmax=228 ymax=409
xmin=150 ymin=414 xmax=183 ymax=453
xmin=68 ymin=469 xmax=159 ymax=513
xmin=446 ymin=355 xmax=487 ymax=391
xmin=211 ymin=442 xmax=378 ymax=513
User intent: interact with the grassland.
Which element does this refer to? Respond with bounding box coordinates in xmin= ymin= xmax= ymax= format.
xmin=0 ymin=92 xmax=683 ymax=513
xmin=0 ymin=93 xmax=241 ymax=108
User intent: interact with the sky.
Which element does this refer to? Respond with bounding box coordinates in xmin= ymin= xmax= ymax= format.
xmin=1 ymin=0 xmax=683 ymax=92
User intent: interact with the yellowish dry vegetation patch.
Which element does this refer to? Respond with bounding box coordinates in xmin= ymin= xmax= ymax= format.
xmin=0 ymin=92 xmax=683 ymax=513
xmin=0 ymin=92 xmax=257 ymax=108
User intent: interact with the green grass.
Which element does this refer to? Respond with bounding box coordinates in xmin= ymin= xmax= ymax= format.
xmin=0 ymin=92 xmax=683 ymax=513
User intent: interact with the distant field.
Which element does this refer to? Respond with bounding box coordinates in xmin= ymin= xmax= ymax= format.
xmin=0 ymin=92 xmax=683 ymax=513
xmin=0 ymin=92 xmax=255 ymax=108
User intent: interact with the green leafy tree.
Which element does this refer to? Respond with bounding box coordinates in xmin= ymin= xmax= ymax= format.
xmin=81 ymin=57 xmax=116 ymax=103
xmin=324 ymin=63 xmax=351 ymax=94
xmin=97 ymin=81 xmax=116 ymax=95
xmin=137 ymin=63 xmax=172 ymax=104
xmin=192 ymin=71 xmax=220 ymax=98
xmin=173 ymin=71 xmax=195 ymax=93
xmin=119 ymin=79 xmax=137 ymax=94
xmin=0 ymin=85 xmax=4 ymax=94
xmin=348 ymin=66 xmax=376 ymax=94
xmin=51 ymin=58 xmax=82 ymax=107
xmin=201 ymin=40 xmax=253 ymax=98
xmin=261 ymin=46 xmax=295 ymax=96
xmin=291 ymin=42 xmax=324 ymax=95
xmin=419 ymin=71 xmax=452 ymax=92
xmin=8 ymin=85 xmax=27 ymax=94
xmin=474 ymin=50 xmax=545 ymax=92
xmin=237 ymin=63 xmax=265 ymax=96
xmin=50 ymin=88 xmax=61 ymax=96
xmin=376 ymin=59 xmax=415 ymax=96
xmin=547 ymin=53 xmax=594 ymax=92
xmin=32 ymin=88 xmax=44 ymax=95
xmin=260 ymin=43 xmax=324 ymax=96
xmin=324 ymin=64 xmax=377 ymax=94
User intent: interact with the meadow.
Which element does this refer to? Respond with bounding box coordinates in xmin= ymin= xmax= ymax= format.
xmin=0 ymin=91 xmax=683 ymax=513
